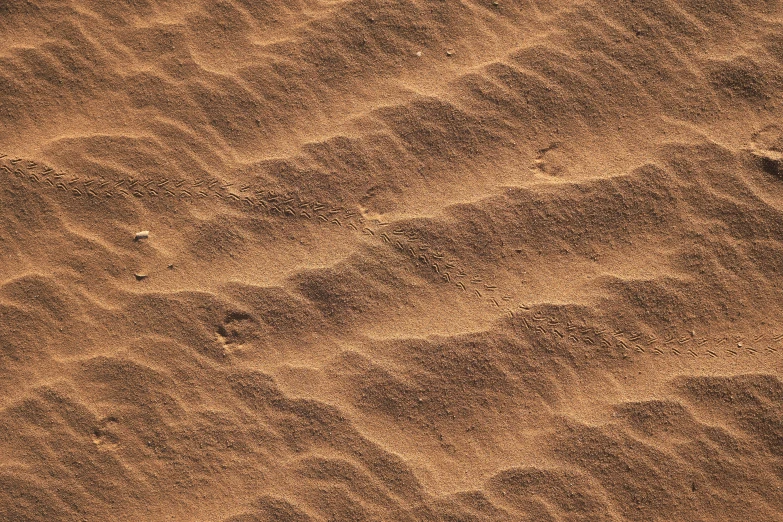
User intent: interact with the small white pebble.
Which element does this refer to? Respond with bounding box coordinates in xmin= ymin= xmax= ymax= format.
xmin=416 ymin=51 xmax=422 ymax=57
xmin=134 ymin=230 xmax=150 ymax=241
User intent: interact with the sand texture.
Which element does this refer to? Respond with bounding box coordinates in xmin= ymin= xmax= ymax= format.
xmin=3 ymin=1 xmax=783 ymax=520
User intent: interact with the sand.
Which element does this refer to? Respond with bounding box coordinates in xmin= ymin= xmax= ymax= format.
xmin=2 ymin=1 xmax=783 ymax=520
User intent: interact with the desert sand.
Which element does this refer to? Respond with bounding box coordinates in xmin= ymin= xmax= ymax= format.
xmin=2 ymin=1 xmax=783 ymax=520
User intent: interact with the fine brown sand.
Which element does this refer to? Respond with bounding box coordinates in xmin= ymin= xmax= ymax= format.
xmin=3 ymin=1 xmax=783 ymax=520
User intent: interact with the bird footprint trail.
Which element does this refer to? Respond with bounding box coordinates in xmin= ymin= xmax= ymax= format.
xmin=2 ymin=153 xmax=777 ymax=363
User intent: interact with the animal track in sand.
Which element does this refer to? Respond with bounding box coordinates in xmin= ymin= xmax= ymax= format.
xmin=91 ymin=416 xmax=120 ymax=448
xmin=2 ymin=153 xmax=777 ymax=363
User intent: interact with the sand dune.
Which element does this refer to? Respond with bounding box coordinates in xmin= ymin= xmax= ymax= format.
xmin=2 ymin=1 xmax=783 ymax=520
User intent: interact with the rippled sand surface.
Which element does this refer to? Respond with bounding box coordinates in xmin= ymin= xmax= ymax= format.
xmin=3 ymin=1 xmax=783 ymax=520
